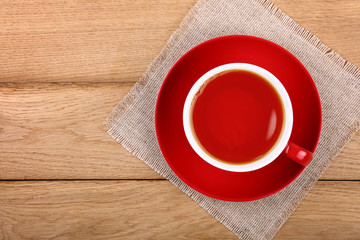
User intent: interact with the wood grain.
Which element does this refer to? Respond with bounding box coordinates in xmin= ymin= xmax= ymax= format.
xmin=0 ymin=180 xmax=236 ymax=240
xmin=0 ymin=0 xmax=359 ymax=83
xmin=1 ymin=84 xmax=359 ymax=180
xmin=0 ymin=83 xmax=159 ymax=180
xmin=276 ymin=181 xmax=360 ymax=239
xmin=0 ymin=181 xmax=359 ymax=240
xmin=272 ymin=0 xmax=360 ymax=65
xmin=0 ymin=0 xmax=359 ymax=239
xmin=0 ymin=0 xmax=196 ymax=83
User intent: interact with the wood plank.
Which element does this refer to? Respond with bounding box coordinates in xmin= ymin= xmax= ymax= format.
xmin=272 ymin=0 xmax=360 ymax=65
xmin=0 ymin=180 xmax=236 ymax=240
xmin=1 ymin=84 xmax=359 ymax=180
xmin=0 ymin=181 xmax=359 ymax=239
xmin=0 ymin=0 xmax=359 ymax=83
xmin=0 ymin=83 xmax=159 ymax=180
xmin=322 ymin=135 xmax=360 ymax=180
xmin=0 ymin=0 xmax=196 ymax=83
xmin=276 ymin=181 xmax=360 ymax=239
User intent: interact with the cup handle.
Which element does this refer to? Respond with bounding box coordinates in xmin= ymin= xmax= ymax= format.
xmin=284 ymin=142 xmax=313 ymax=166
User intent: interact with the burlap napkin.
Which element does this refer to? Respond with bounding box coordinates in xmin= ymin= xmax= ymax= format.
xmin=106 ymin=0 xmax=360 ymax=239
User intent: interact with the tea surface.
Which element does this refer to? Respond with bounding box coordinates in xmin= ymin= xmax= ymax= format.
xmin=191 ymin=70 xmax=284 ymax=164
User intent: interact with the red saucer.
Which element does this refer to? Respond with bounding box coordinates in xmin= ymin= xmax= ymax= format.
xmin=155 ymin=35 xmax=322 ymax=202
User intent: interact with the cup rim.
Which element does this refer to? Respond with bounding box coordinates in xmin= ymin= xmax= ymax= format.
xmin=183 ymin=63 xmax=293 ymax=172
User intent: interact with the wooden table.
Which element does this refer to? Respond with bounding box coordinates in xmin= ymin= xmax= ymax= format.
xmin=1 ymin=1 xmax=359 ymax=239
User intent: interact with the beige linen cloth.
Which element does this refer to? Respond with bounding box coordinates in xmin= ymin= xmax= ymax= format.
xmin=106 ymin=0 xmax=360 ymax=239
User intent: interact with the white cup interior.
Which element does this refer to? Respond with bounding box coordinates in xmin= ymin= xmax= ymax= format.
xmin=183 ymin=63 xmax=293 ymax=172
